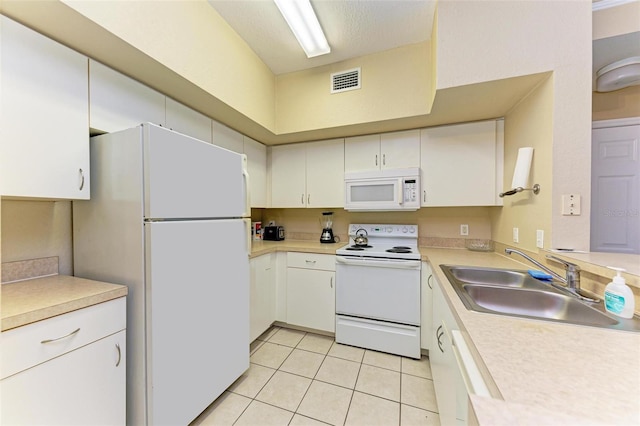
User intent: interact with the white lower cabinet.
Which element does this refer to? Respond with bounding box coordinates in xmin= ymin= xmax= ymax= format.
xmin=250 ymin=253 xmax=277 ymax=341
xmin=1 ymin=298 xmax=126 ymax=425
xmin=286 ymin=253 xmax=336 ymax=332
xmin=421 ymin=262 xmax=434 ymax=350
xmin=431 ymin=272 xmax=489 ymax=426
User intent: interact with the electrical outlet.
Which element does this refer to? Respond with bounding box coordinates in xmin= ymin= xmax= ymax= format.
xmin=561 ymin=194 xmax=581 ymax=216
xmin=536 ymin=230 xmax=544 ymax=248
xmin=460 ymin=224 xmax=469 ymax=236
xmin=513 ymin=227 xmax=519 ymax=243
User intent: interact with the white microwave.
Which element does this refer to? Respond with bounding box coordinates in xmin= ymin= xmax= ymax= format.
xmin=344 ymin=168 xmax=421 ymax=211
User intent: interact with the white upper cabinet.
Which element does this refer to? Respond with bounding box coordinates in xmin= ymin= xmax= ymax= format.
xmin=89 ymin=60 xmax=165 ymax=133
xmin=306 ymin=139 xmax=345 ymax=208
xmin=420 ymin=120 xmax=504 ymax=207
xmin=165 ymin=98 xmax=213 ymax=143
xmin=270 ymin=144 xmax=307 ymax=208
xmin=244 ymin=137 xmax=267 ymax=208
xmin=270 ymin=139 xmax=345 ymax=208
xmin=345 ymin=130 xmax=420 ymax=172
xmin=212 ymin=121 xmax=244 ymax=153
xmin=0 ymin=16 xmax=89 ymax=200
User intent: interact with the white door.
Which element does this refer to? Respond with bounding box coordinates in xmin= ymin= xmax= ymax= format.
xmin=345 ymin=134 xmax=381 ymax=172
xmin=380 ymin=129 xmax=421 ymax=169
xmin=146 ymin=219 xmax=249 ymax=426
xmin=144 ymin=124 xmax=247 ymax=219
xmin=591 ymin=122 xmax=640 ymax=254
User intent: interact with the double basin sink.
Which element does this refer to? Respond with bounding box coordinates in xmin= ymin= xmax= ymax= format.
xmin=441 ymin=265 xmax=640 ymax=332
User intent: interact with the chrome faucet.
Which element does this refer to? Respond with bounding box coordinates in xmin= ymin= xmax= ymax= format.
xmin=504 ymin=248 xmax=599 ymax=303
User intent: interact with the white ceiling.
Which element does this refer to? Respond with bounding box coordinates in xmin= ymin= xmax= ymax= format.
xmin=207 ymin=0 xmax=437 ymax=75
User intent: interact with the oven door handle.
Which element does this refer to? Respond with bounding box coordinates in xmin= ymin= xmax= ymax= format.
xmin=336 ymin=256 xmax=421 ymax=270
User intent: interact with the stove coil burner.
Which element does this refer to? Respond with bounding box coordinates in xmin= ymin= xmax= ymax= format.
xmin=345 ymin=246 xmax=365 ymax=251
xmin=349 ymin=244 xmax=372 ymax=249
xmin=386 ymin=246 xmax=413 ymax=254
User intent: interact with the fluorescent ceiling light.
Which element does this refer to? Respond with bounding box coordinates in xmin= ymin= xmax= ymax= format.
xmin=274 ymin=0 xmax=330 ymax=58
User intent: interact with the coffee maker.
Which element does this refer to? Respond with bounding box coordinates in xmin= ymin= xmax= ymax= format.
xmin=320 ymin=211 xmax=336 ymax=243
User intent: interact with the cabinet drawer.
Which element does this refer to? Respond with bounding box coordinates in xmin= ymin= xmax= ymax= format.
xmin=287 ymin=253 xmax=335 ymax=271
xmin=1 ymin=297 xmax=126 ymax=379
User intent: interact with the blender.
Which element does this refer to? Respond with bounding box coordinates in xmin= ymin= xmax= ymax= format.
xmin=320 ymin=211 xmax=336 ymax=243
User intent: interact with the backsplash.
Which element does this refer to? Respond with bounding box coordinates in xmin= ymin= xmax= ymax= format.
xmin=256 ymin=207 xmax=493 ymax=247
xmin=1 ymin=256 xmax=58 ymax=284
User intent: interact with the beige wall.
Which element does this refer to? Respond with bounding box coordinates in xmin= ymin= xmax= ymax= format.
xmin=593 ymin=85 xmax=640 ymax=121
xmin=491 ymin=76 xmax=554 ymax=252
xmin=436 ymin=0 xmax=592 ymax=250
xmin=261 ymin=207 xmax=492 ymax=244
xmin=1 ymin=201 xmax=73 ymax=276
xmin=275 ymin=42 xmax=432 ymax=134
xmin=61 ymin=0 xmax=276 ymax=132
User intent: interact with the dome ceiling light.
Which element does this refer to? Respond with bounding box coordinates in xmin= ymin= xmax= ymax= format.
xmin=596 ymin=56 xmax=640 ymax=92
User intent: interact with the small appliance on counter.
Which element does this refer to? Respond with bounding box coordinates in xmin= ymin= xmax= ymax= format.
xmin=263 ymin=226 xmax=285 ymax=241
xmin=320 ymin=211 xmax=337 ymax=243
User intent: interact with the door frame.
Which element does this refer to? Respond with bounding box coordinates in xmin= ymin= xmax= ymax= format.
xmin=592 ymin=117 xmax=640 ymax=129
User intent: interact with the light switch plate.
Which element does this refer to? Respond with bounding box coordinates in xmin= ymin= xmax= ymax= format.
xmin=561 ymin=194 xmax=581 ymax=215
xmin=460 ymin=224 xmax=469 ymax=236
xmin=536 ymin=230 xmax=544 ymax=248
xmin=513 ymin=227 xmax=519 ymax=243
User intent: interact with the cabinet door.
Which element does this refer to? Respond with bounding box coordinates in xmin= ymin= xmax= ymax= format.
xmin=380 ymin=129 xmax=421 ymax=169
xmin=420 ymin=262 xmax=434 ymax=350
xmin=250 ymin=254 xmax=276 ymax=341
xmin=1 ymin=330 xmax=126 ymax=425
xmin=166 ymin=98 xmax=213 ymax=143
xmin=431 ymin=276 xmax=458 ymax=426
xmin=244 ymin=137 xmax=268 ymax=208
xmin=212 ymin=121 xmax=244 ymax=153
xmin=287 ymin=268 xmax=335 ymax=332
xmin=345 ymin=134 xmax=380 ymax=172
xmin=89 ymin=59 xmax=165 ymax=133
xmin=421 ymin=121 xmax=498 ymax=206
xmin=0 ymin=16 xmax=89 ymax=199
xmin=306 ymin=139 xmax=345 ymax=207
xmin=270 ymin=144 xmax=307 ymax=207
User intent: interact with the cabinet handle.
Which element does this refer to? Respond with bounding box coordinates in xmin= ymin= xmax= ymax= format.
xmin=301 ymin=194 xmax=305 ymax=205
xmin=427 ymin=274 xmax=433 ymax=289
xmin=436 ymin=325 xmax=444 ymax=353
xmin=383 ymin=153 xmax=386 ymax=166
xmin=330 ymin=276 xmax=333 ymax=288
xmin=78 ymin=168 xmax=85 ymax=191
xmin=41 ymin=327 xmax=80 ymax=344
xmin=375 ymin=154 xmax=378 ymax=166
xmin=116 ymin=343 xmax=122 ymax=367
xmin=305 ymin=260 xmax=317 ymax=265
xmin=423 ymin=190 xmax=426 ymax=203
xmin=308 ymin=194 xmax=310 ymax=205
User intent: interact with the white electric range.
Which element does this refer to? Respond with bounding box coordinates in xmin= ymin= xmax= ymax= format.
xmin=335 ymin=224 xmax=421 ymax=359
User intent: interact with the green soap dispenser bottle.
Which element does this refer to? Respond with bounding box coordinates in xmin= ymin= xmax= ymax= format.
xmin=604 ymin=267 xmax=635 ymax=319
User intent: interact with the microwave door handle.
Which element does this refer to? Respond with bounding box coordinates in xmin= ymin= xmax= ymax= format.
xmin=398 ymin=179 xmax=404 ymax=205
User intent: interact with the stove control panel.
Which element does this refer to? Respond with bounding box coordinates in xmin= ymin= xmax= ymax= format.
xmin=349 ymin=224 xmax=418 ymax=237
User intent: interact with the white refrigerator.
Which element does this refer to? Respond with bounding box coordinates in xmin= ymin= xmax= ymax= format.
xmin=73 ymin=123 xmax=250 ymax=425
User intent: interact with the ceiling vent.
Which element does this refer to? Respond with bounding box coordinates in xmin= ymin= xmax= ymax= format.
xmin=331 ymin=68 xmax=361 ymax=94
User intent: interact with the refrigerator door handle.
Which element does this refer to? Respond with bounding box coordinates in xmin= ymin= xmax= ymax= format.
xmin=242 ymin=155 xmax=251 ymax=216
xmin=244 ymin=218 xmax=251 ymax=255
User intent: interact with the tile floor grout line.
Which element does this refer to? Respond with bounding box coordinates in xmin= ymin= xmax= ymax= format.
xmin=340 ymin=353 xmax=364 ymax=426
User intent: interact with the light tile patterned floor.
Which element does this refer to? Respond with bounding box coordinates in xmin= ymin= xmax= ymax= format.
xmin=191 ymin=326 xmax=441 ymax=426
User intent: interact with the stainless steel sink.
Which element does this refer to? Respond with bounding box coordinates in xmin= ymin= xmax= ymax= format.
xmin=441 ymin=265 xmax=640 ymax=332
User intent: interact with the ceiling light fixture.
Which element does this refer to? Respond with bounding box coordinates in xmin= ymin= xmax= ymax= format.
xmin=596 ymin=56 xmax=640 ymax=92
xmin=274 ymin=0 xmax=330 ymax=58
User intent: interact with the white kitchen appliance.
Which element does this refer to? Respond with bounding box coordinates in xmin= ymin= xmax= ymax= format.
xmin=335 ymin=224 xmax=421 ymax=358
xmin=344 ymin=168 xmax=420 ymax=211
xmin=73 ymin=123 xmax=250 ymax=425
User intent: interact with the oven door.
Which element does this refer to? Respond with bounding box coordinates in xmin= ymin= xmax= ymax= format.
xmin=335 ymin=256 xmax=421 ymax=325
